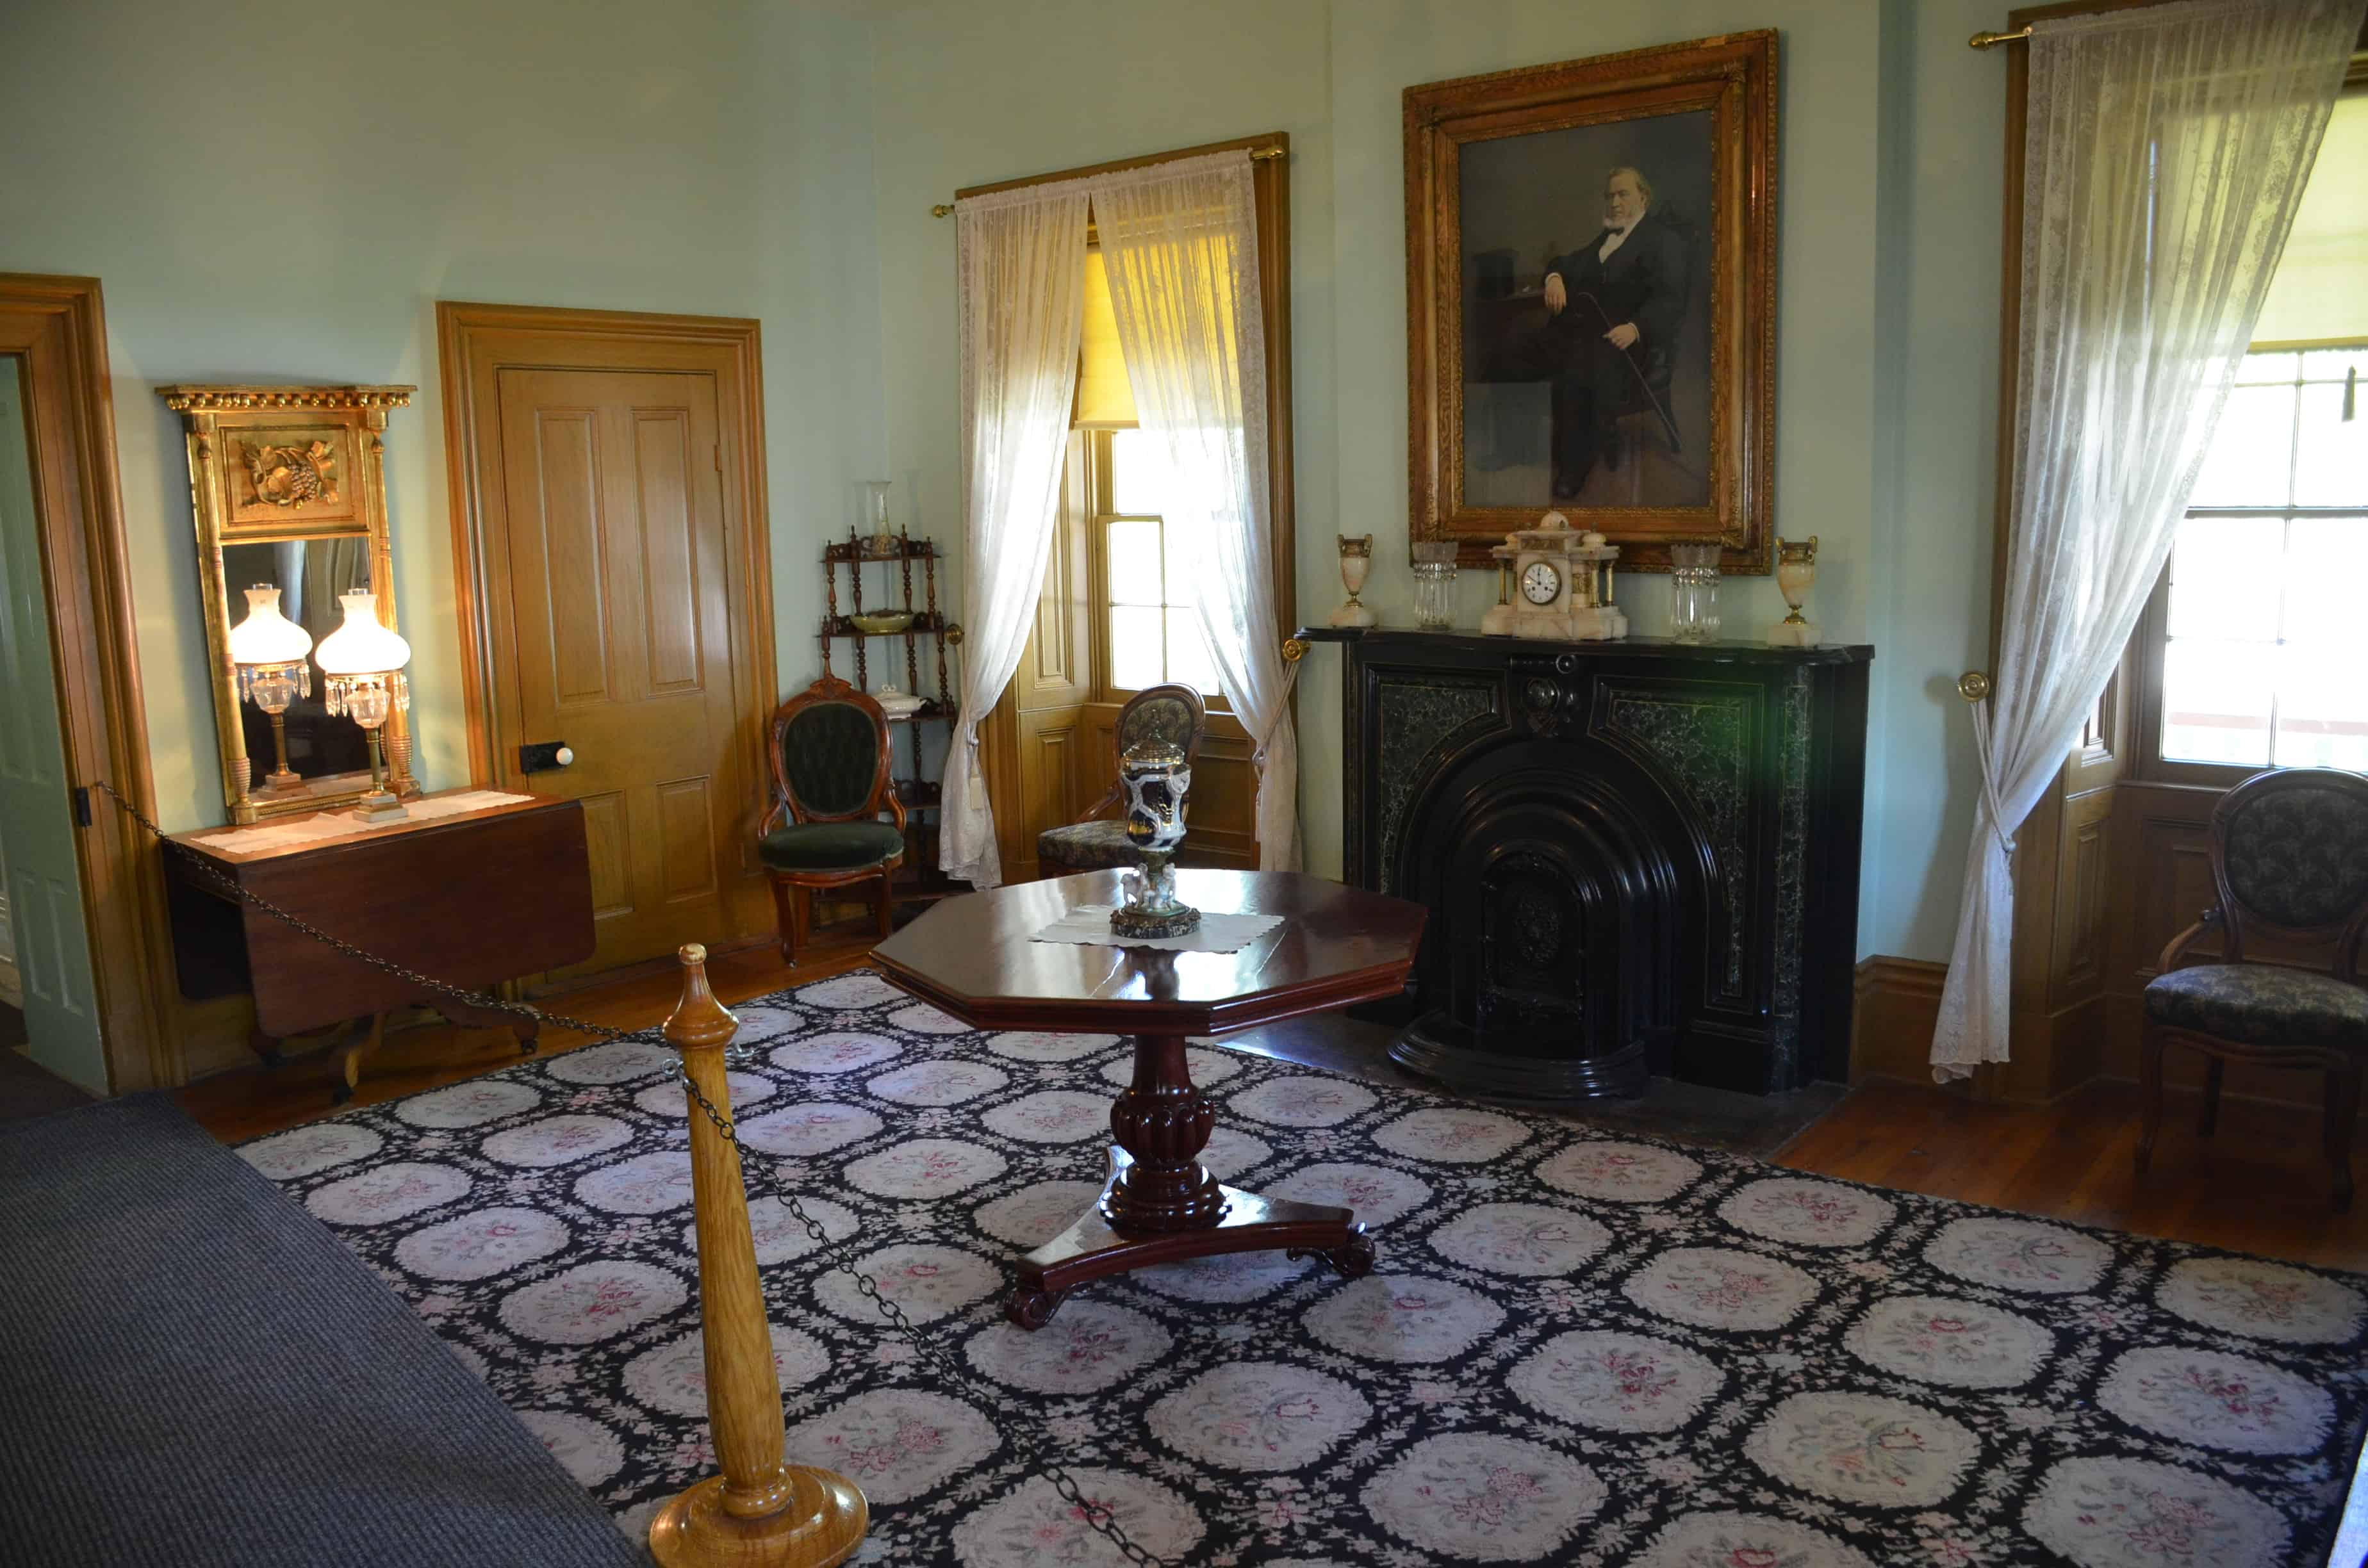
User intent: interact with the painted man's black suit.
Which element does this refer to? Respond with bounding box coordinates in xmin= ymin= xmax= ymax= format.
xmin=1538 ymin=207 xmax=1687 ymax=494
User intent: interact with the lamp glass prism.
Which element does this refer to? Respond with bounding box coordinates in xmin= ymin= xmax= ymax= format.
xmin=314 ymin=589 xmax=413 ymax=824
xmin=227 ymin=584 xmax=314 ymax=792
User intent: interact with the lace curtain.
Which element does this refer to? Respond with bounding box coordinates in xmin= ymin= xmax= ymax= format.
xmin=939 ymin=183 xmax=1090 ymax=890
xmin=1093 ymin=151 xmax=1300 ymax=870
xmin=1931 ymin=0 xmax=2363 ymax=1080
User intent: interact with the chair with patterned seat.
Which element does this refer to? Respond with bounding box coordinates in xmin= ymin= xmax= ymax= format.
xmin=761 ymin=674 xmax=906 ymax=964
xmin=2137 ymin=767 xmax=2368 ymax=1209
xmin=1035 ymin=683 xmax=1207 ymax=877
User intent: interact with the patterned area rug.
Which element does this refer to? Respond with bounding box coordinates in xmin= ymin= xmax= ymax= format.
xmin=242 ymin=970 xmax=2368 ymax=1567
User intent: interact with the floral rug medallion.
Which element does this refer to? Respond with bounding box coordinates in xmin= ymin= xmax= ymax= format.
xmin=244 ymin=969 xmax=2368 ymax=1566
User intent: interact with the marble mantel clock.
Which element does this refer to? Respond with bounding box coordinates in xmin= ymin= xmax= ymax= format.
xmin=1508 ymin=511 xmax=1627 ymax=642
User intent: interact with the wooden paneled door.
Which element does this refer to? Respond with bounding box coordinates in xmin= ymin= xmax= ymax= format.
xmin=441 ymin=306 xmax=775 ymax=981
xmin=0 ymin=354 xmax=105 ymax=1093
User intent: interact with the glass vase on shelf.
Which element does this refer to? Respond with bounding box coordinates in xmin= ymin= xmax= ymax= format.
xmin=1667 ymin=538 xmax=1723 ymax=643
xmin=1410 ymin=539 xmax=1459 ymax=630
xmin=862 ymin=480 xmax=896 ymax=557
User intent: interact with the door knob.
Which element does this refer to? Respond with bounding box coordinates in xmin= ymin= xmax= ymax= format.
xmin=554 ymin=746 xmax=575 ymax=767
xmin=519 ymin=740 xmax=573 ymax=774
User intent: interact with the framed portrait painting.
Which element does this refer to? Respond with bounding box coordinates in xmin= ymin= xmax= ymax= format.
xmin=1405 ymin=31 xmax=1777 ymax=571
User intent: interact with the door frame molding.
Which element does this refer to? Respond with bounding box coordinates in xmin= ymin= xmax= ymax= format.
xmin=435 ymin=302 xmax=778 ymax=804
xmin=1 ymin=273 xmax=178 ymax=1090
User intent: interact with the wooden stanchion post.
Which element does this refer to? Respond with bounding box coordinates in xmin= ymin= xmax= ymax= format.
xmin=647 ymin=944 xmax=867 ymax=1568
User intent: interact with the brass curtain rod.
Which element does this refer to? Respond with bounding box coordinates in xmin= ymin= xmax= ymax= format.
xmin=1969 ymin=24 xmax=2034 ymax=47
xmin=930 ymin=144 xmax=1285 ymax=215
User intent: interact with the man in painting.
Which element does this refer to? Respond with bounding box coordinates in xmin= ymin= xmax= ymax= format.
xmin=1538 ymin=165 xmax=1688 ymax=498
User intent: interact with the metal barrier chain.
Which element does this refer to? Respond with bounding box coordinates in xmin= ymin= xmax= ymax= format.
xmin=91 ymin=782 xmax=1168 ymax=1567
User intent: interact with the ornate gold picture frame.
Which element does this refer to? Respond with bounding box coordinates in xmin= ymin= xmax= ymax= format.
xmin=1404 ymin=31 xmax=1778 ymax=572
xmin=161 ymin=384 xmax=420 ymax=823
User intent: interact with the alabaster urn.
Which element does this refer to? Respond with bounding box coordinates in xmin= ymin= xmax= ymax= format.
xmin=1767 ymin=535 xmax=1821 ymax=647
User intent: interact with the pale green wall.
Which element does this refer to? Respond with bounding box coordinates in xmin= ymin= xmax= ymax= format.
xmin=3 ymin=0 xmax=2003 ymax=964
xmin=868 ymin=0 xmax=2002 ymax=961
xmin=0 ymin=0 xmax=886 ymax=831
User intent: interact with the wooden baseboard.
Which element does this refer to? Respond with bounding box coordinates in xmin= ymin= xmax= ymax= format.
xmin=177 ymin=994 xmax=258 ymax=1081
xmin=1850 ymin=952 xmax=2330 ymax=1115
xmin=1851 ymin=956 xmax=1947 ymax=1085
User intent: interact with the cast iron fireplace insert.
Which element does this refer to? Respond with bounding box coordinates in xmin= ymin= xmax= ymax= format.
xmin=1299 ymin=626 xmax=1873 ymax=1100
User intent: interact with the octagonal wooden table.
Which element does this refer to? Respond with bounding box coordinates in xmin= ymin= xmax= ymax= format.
xmin=872 ymin=869 xmax=1427 ymax=1329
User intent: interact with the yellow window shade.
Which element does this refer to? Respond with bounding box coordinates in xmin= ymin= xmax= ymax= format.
xmin=1076 ymin=246 xmax=1138 ymax=429
xmin=2253 ymin=91 xmax=2368 ymax=345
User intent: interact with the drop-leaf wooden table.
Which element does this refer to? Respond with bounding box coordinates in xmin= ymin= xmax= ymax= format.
xmin=872 ymin=869 xmax=1427 ymax=1328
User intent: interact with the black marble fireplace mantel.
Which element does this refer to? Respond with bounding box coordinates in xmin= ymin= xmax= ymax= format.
xmin=1298 ymin=626 xmax=1873 ymax=1100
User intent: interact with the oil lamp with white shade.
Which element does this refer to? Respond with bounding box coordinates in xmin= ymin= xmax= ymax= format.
xmin=226 ymin=584 xmax=313 ymax=794
xmin=313 ymin=588 xmax=412 ymax=824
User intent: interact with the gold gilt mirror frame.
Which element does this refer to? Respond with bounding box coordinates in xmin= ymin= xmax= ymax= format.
xmin=160 ymin=384 xmax=420 ymax=824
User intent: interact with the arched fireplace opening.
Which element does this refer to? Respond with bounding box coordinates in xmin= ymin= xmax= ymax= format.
xmin=1392 ymin=740 xmax=1697 ymax=1099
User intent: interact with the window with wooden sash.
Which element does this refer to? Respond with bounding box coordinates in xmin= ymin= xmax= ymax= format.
xmin=2129 ymin=85 xmax=2368 ymax=784
xmin=1074 ymin=247 xmax=1231 ymax=709
xmin=976 ymin=133 xmax=1292 ymax=882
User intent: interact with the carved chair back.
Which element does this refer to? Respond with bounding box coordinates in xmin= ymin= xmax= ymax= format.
xmin=1082 ymin=684 xmax=1206 ymax=819
xmin=2207 ymin=767 xmax=2368 ymax=981
xmin=1117 ymin=683 xmax=1206 ymax=769
xmin=766 ymin=674 xmax=903 ymax=832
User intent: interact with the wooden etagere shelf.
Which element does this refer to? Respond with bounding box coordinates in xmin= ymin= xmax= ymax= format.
xmin=821 ymin=528 xmax=965 ymax=906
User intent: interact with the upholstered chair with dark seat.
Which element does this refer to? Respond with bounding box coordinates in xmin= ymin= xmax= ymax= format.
xmin=1035 ymin=683 xmax=1206 ymax=876
xmin=2137 ymin=767 xmax=2368 ymax=1209
xmin=761 ymin=674 xmax=905 ymax=963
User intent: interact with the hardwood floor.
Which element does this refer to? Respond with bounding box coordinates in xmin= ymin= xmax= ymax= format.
xmin=177 ymin=930 xmax=877 ymax=1145
xmin=1780 ymin=1075 xmax=2368 ymax=1273
xmin=181 ymin=944 xmax=2368 ymax=1274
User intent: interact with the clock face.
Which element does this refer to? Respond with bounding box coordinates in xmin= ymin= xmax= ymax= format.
xmin=1520 ymin=560 xmax=1563 ymax=606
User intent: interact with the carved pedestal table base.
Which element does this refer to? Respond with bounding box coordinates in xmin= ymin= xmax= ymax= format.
xmin=1007 ymin=1032 xmax=1373 ymax=1330
xmin=869 ymin=870 xmax=1426 ymax=1331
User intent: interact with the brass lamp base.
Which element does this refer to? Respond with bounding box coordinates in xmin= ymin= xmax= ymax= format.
xmin=350 ymin=787 xmax=408 ymax=824
xmin=648 ymin=1469 xmax=868 ymax=1568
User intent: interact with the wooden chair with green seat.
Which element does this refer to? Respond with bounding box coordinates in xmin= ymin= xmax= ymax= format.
xmin=761 ymin=674 xmax=906 ymax=964
xmin=2137 ymin=766 xmax=2368 ymax=1210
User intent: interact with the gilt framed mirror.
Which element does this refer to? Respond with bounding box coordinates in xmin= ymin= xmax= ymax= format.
xmin=160 ymin=384 xmax=419 ymax=824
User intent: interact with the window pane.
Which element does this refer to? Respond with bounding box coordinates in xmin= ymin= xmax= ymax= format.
xmin=2299 ymin=348 xmax=2365 ymax=382
xmin=2233 ymin=351 xmax=2299 ymax=386
xmin=2188 ymin=384 xmax=2298 ymax=507
xmin=1108 ymin=605 xmax=1164 ymax=691
xmin=1164 ymin=607 xmax=1221 ymax=698
xmin=1106 ymin=518 xmax=1163 ymax=605
xmin=2273 ymin=639 xmax=2368 ymax=771
xmin=2292 ymin=380 xmax=2368 ymax=507
xmin=2284 ymin=516 xmax=2368 ymax=650
xmin=1109 ymin=428 xmax=1169 ymax=517
xmin=1161 ymin=516 xmax=1206 ymax=609
xmin=2167 ymin=516 xmax=2282 ymax=641
xmin=2160 ymin=638 xmax=2274 ymax=766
